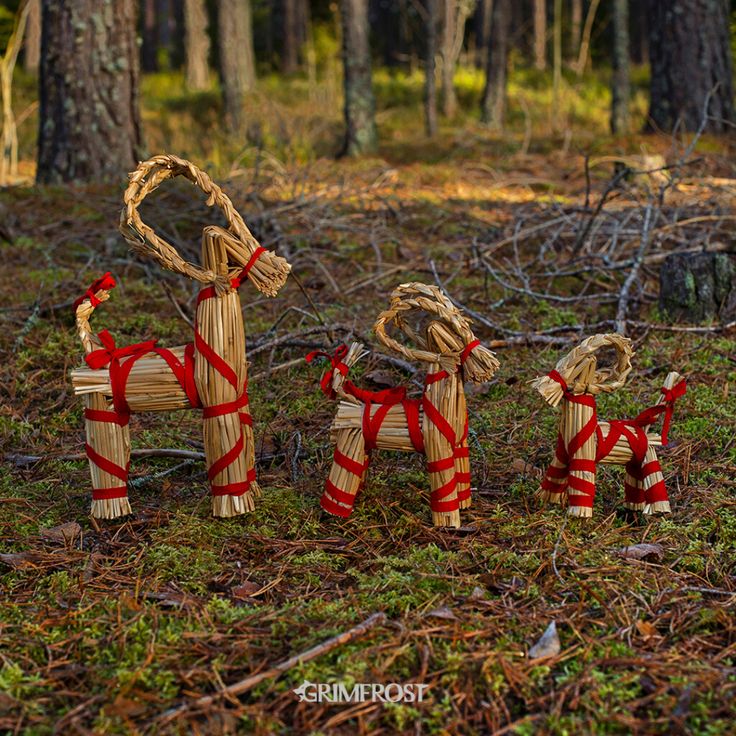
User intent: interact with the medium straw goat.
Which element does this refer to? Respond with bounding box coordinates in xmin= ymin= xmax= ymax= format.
xmin=308 ymin=283 xmax=500 ymax=528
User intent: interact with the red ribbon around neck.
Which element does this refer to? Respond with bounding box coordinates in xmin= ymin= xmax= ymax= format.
xmin=306 ymin=344 xmax=350 ymax=399
xmin=73 ymin=272 xmax=117 ymax=313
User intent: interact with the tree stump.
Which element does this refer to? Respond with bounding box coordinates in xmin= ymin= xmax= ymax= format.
xmin=659 ymin=252 xmax=736 ymax=323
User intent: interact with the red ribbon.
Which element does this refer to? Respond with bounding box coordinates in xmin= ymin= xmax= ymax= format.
xmin=460 ymin=339 xmax=480 ymax=365
xmin=631 ymin=378 xmax=687 ymax=445
xmin=85 ymin=330 xmax=157 ymax=370
xmin=230 ymin=246 xmax=267 ymax=289
xmin=73 ymin=272 xmax=117 ymax=313
xmin=306 ymin=345 xmax=350 ymax=399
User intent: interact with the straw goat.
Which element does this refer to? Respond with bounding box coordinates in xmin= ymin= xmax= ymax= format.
xmin=71 ymin=155 xmax=291 ymax=519
xmin=309 ymin=283 xmax=500 ymax=528
xmin=532 ymin=334 xmax=686 ymax=517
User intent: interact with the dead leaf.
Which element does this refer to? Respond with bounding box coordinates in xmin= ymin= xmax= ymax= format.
xmin=636 ymin=620 xmax=657 ymax=640
xmin=528 ymin=621 xmax=561 ymax=660
xmin=511 ymin=458 xmax=543 ymax=479
xmin=231 ymin=581 xmax=262 ymax=600
xmin=617 ymin=543 xmax=664 ymax=563
xmin=0 ymin=552 xmax=42 ymax=569
xmin=41 ymin=521 xmax=81 ymax=543
xmin=363 ymin=370 xmax=397 ymax=388
xmin=425 ymin=606 xmax=458 ymax=621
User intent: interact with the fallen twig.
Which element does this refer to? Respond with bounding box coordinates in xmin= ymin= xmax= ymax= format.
xmin=157 ymin=611 xmax=387 ymax=724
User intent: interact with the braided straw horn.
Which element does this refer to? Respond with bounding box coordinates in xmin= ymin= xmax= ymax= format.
xmin=374 ymin=283 xmax=499 ymax=381
xmin=531 ymin=333 xmax=634 ymax=407
xmin=119 ymin=154 xmax=290 ymax=296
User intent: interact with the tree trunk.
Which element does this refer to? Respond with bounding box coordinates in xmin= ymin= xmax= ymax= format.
xmin=141 ymin=0 xmax=158 ymax=72
xmin=533 ymin=0 xmax=545 ymax=70
xmin=660 ymin=252 xmax=736 ymax=323
xmin=24 ymin=0 xmax=41 ymax=74
xmin=552 ymin=0 xmax=562 ymax=125
xmin=647 ymin=0 xmax=734 ymax=133
xmin=37 ymin=0 xmax=141 ymax=184
xmin=441 ymin=0 xmax=476 ymax=118
xmin=630 ymin=2 xmax=648 ymax=65
xmin=282 ymin=0 xmax=308 ymax=73
xmin=218 ymin=0 xmax=256 ymax=133
xmin=610 ymin=0 xmax=629 ymax=134
xmin=474 ymin=0 xmax=492 ymax=69
xmin=480 ymin=0 xmax=510 ymax=129
xmin=340 ymin=0 xmax=377 ymax=155
xmin=184 ymin=0 xmax=209 ymax=90
xmin=570 ymin=0 xmax=582 ymax=59
xmin=425 ymin=0 xmax=438 ymax=136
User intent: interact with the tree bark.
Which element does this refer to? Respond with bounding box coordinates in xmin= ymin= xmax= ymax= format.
xmin=24 ymin=0 xmax=40 ymax=74
xmin=610 ymin=0 xmax=629 ymax=134
xmin=474 ymin=0 xmax=492 ymax=69
xmin=184 ymin=0 xmax=209 ymax=90
xmin=141 ymin=0 xmax=158 ymax=72
xmin=480 ymin=0 xmax=510 ymax=129
xmin=340 ymin=0 xmax=377 ymax=156
xmin=282 ymin=0 xmax=308 ymax=73
xmin=533 ymin=0 xmax=546 ymax=70
xmin=441 ymin=0 xmax=476 ymax=118
xmin=660 ymin=252 xmax=736 ymax=323
xmin=425 ymin=0 xmax=439 ymax=136
xmin=570 ymin=0 xmax=582 ymax=59
xmin=37 ymin=0 xmax=141 ymax=184
xmin=647 ymin=0 xmax=734 ymax=133
xmin=218 ymin=0 xmax=256 ymax=133
xmin=630 ymin=2 xmax=648 ymax=65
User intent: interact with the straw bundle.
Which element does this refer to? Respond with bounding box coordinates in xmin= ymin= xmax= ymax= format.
xmin=196 ymin=229 xmax=257 ymax=517
xmin=71 ymin=345 xmax=191 ymax=412
xmin=85 ymin=392 xmax=131 ymax=519
xmin=119 ymin=154 xmax=290 ymax=296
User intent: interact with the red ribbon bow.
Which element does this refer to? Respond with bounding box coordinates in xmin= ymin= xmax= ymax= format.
xmin=73 ymin=272 xmax=116 ymax=313
xmin=85 ymin=330 xmax=158 ymax=370
xmin=306 ymin=344 xmax=350 ymax=399
xmin=632 ymin=378 xmax=687 ymax=445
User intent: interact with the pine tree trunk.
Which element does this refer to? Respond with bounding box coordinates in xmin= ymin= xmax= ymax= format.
xmin=481 ymin=0 xmax=510 ymax=129
xmin=24 ymin=0 xmax=40 ymax=74
xmin=474 ymin=0 xmax=492 ymax=69
xmin=37 ymin=0 xmax=141 ymax=184
xmin=184 ymin=0 xmax=209 ymax=90
xmin=647 ymin=0 xmax=734 ymax=133
xmin=630 ymin=2 xmax=648 ymax=65
xmin=570 ymin=0 xmax=582 ymax=58
xmin=218 ymin=0 xmax=256 ymax=133
xmin=340 ymin=0 xmax=377 ymax=155
xmin=533 ymin=0 xmax=546 ymax=70
xmin=441 ymin=0 xmax=475 ymax=118
xmin=282 ymin=0 xmax=307 ymax=73
xmin=610 ymin=0 xmax=629 ymax=134
xmin=425 ymin=0 xmax=438 ymax=136
xmin=141 ymin=0 xmax=158 ymax=72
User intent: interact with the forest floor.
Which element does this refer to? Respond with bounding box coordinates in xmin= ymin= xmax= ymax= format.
xmin=1 ymin=77 xmax=736 ymax=734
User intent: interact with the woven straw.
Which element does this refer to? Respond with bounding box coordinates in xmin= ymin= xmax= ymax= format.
xmin=120 ymin=153 xmax=290 ymax=295
xmin=532 ymin=333 xmax=633 ymax=406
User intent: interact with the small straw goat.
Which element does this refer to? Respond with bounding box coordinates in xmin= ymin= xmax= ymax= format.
xmin=532 ymin=334 xmax=686 ymax=517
